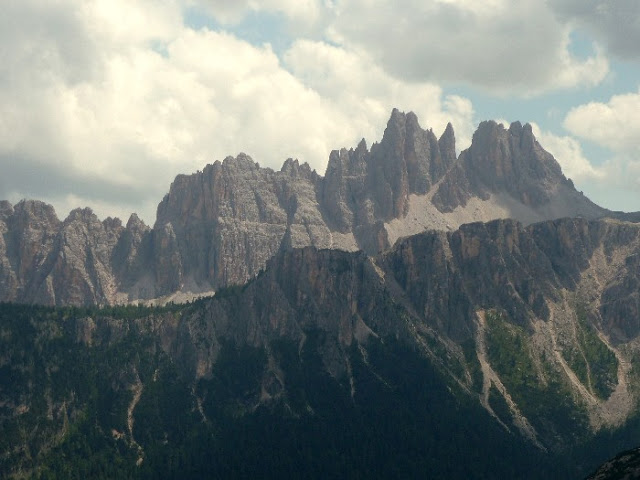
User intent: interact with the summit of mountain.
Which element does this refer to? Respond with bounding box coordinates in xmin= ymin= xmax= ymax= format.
xmin=0 ymin=109 xmax=629 ymax=305
xmin=431 ymin=119 xmax=603 ymax=218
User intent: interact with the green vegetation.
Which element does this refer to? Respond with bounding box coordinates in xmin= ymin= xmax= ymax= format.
xmin=488 ymin=385 xmax=512 ymax=428
xmin=461 ymin=338 xmax=483 ymax=393
xmin=562 ymin=303 xmax=618 ymax=399
xmin=580 ymin=304 xmax=617 ymax=399
xmin=486 ymin=310 xmax=538 ymax=393
xmin=199 ymin=342 xmax=267 ymax=419
xmin=0 ymin=302 xmax=165 ymax=477
xmin=35 ymin=419 xmax=139 ymax=480
xmin=0 ymin=301 xmax=182 ymax=324
xmin=562 ymin=343 xmax=590 ymax=389
xmin=208 ymin=283 xmax=245 ymax=301
xmin=1 ymin=301 xmax=639 ymax=479
xmin=420 ymin=329 xmax=467 ymax=380
xmin=485 ymin=309 xmax=588 ymax=441
xmin=0 ymin=302 xmax=555 ymax=479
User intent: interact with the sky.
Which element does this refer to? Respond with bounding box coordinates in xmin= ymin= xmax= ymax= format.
xmin=1 ymin=0 xmax=639 ymax=224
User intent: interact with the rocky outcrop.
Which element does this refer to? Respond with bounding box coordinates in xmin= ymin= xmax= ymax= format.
xmin=0 ymin=110 xmax=621 ymax=305
xmin=0 ymin=200 xmax=60 ymax=302
xmin=152 ymin=154 xmax=332 ymax=297
xmin=360 ymin=109 xmax=456 ymax=220
xmin=144 ymin=109 xmax=462 ymax=297
xmin=383 ymin=218 xmax=640 ymax=341
xmin=111 ymin=213 xmax=154 ymax=298
xmin=0 ymin=200 xmax=149 ymax=305
xmin=432 ymin=120 xmax=604 ymax=218
xmin=600 ymin=251 xmax=640 ymax=342
xmin=321 ymin=109 xmax=457 ymax=248
xmin=44 ymin=208 xmax=125 ymax=305
xmin=3 ymin=217 xmax=640 ymax=478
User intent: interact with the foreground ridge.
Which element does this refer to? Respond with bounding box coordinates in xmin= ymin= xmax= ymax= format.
xmin=2 ymin=216 xmax=640 ymax=478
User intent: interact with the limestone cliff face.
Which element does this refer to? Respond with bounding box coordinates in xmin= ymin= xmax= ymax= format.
xmin=0 ymin=200 xmax=60 ymax=302
xmin=366 ymin=110 xmax=456 ymax=218
xmin=40 ymin=208 xmax=122 ymax=305
xmin=186 ymin=217 xmax=640 ymax=447
xmin=111 ymin=213 xmax=153 ymax=298
xmin=383 ymin=217 xmax=640 ymax=343
xmin=146 ymin=216 xmax=640 ymax=398
xmin=600 ymin=243 xmax=640 ymax=342
xmin=3 ymin=217 xmax=640 ymax=477
xmin=152 ymin=154 xmax=331 ymax=297
xmin=0 ymin=201 xmax=15 ymax=298
xmin=321 ymin=110 xmax=456 ymax=249
xmin=0 ymin=200 xmax=149 ymax=305
xmin=432 ymin=120 xmax=605 ymax=217
xmin=120 ymin=218 xmax=640 ymax=446
xmin=0 ymin=109 xmax=626 ymax=305
xmin=146 ymin=109 xmax=462 ymax=298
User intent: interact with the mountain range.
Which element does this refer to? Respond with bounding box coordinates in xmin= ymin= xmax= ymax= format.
xmin=0 ymin=109 xmax=616 ymax=306
xmin=2 ymin=109 xmax=640 ymax=479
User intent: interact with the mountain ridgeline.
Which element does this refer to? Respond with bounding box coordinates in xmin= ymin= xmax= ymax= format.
xmin=0 ymin=109 xmax=610 ymax=306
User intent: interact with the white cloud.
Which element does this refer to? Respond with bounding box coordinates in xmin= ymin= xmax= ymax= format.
xmin=283 ymin=40 xmax=475 ymax=149
xmin=528 ymin=124 xmax=640 ymax=213
xmin=558 ymin=92 xmax=640 ymax=212
xmin=0 ymin=0 xmax=475 ymax=224
xmin=81 ymin=0 xmax=184 ymax=45
xmin=549 ymin=0 xmax=640 ymax=60
xmin=190 ymin=0 xmax=323 ymax=27
xmin=577 ymin=154 xmax=640 ymax=212
xmin=190 ymin=0 xmax=611 ymax=94
xmin=564 ymin=89 xmax=640 ymax=153
xmin=530 ymin=123 xmax=604 ymax=182
xmin=2 ymin=0 xmax=633 ymax=224
xmin=324 ymin=0 xmax=609 ymax=94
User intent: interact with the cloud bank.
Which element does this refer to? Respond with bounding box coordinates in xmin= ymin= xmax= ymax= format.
xmin=0 ymin=0 xmax=476 ymax=222
xmin=562 ymin=90 xmax=640 ymax=210
xmin=0 ymin=0 xmax=637 ymax=222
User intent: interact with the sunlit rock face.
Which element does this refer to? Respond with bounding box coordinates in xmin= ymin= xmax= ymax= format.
xmin=0 ymin=109 xmax=618 ymax=306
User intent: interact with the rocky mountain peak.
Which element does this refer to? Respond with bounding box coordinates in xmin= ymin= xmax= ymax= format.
xmin=508 ymin=120 xmax=535 ymax=148
xmin=379 ymin=108 xmax=417 ymax=149
xmin=222 ymin=152 xmax=260 ymax=172
xmin=125 ymin=213 xmax=148 ymax=232
xmin=431 ymin=117 xmax=600 ymax=217
xmin=468 ymin=119 xmax=506 ymax=157
xmin=0 ymin=200 xmax=13 ymax=220
xmin=508 ymin=119 xmax=524 ymax=134
xmin=466 ymin=120 xmax=566 ymax=195
xmin=12 ymin=199 xmax=60 ymax=228
xmin=280 ymin=158 xmax=316 ymax=180
xmin=361 ymin=109 xmax=458 ymax=220
xmin=438 ymin=122 xmax=456 ymax=161
xmin=386 ymin=107 xmax=406 ymax=129
xmin=102 ymin=217 xmax=123 ymax=231
xmin=0 ymin=108 xmax=624 ymax=306
xmin=64 ymin=207 xmax=98 ymax=224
